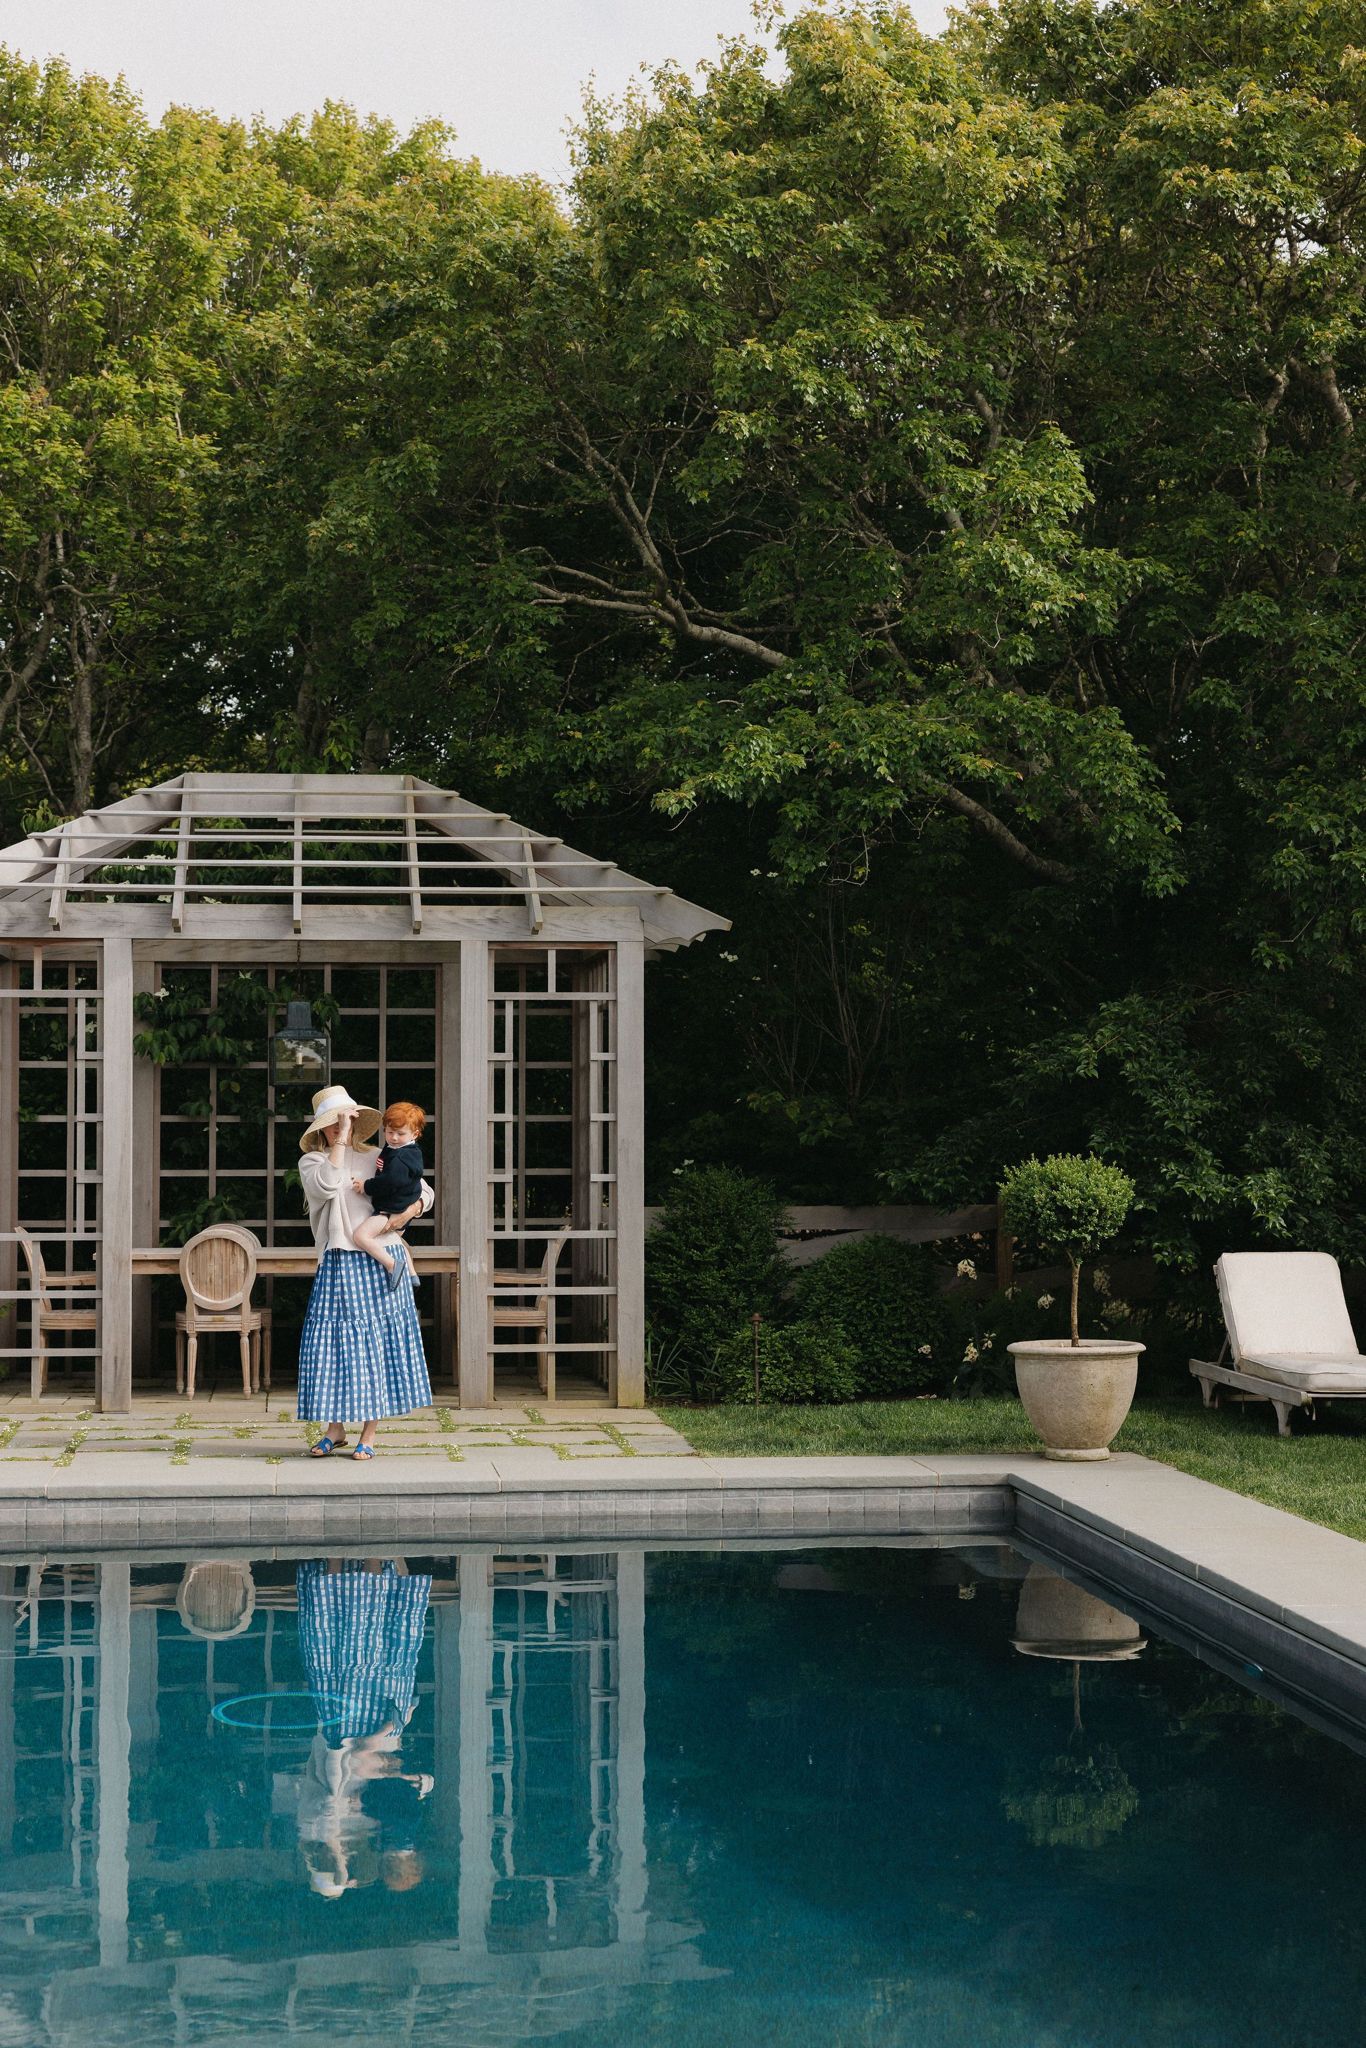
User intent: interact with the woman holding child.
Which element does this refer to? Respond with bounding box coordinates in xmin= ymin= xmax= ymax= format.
xmin=296 ymin=1084 xmax=432 ymax=1462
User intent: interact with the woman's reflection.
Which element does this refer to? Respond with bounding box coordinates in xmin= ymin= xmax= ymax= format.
xmin=294 ymin=1557 xmax=434 ymax=1899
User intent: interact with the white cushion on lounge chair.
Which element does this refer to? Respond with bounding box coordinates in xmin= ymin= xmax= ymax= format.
xmin=1215 ymin=1252 xmax=1360 ymax=1365
xmin=1239 ymin=1353 xmax=1366 ymax=1393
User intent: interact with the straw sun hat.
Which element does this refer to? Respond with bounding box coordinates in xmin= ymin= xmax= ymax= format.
xmin=299 ymin=1085 xmax=382 ymax=1154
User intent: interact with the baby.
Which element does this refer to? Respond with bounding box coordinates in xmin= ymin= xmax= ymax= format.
xmin=352 ymin=1102 xmax=426 ymax=1291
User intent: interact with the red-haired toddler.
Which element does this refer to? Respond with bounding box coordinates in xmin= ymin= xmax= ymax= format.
xmin=352 ymin=1102 xmax=427 ymax=1291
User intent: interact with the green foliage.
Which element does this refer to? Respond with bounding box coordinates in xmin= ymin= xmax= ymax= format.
xmin=710 ymin=1318 xmax=859 ymax=1405
xmin=1001 ymin=1153 xmax=1134 ymax=1341
xmin=133 ymin=972 xmax=338 ymax=1240
xmin=645 ymin=1166 xmax=789 ymax=1394
xmin=1000 ymin=1156 xmax=1135 ymax=1267
xmin=793 ymin=1235 xmax=950 ymax=1395
xmin=9 ymin=8 xmax=1366 ymax=1300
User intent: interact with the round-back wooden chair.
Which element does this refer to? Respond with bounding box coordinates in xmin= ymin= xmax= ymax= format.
xmin=16 ymin=1226 xmax=98 ymax=1400
xmin=175 ymin=1226 xmax=271 ymax=1399
xmin=213 ymin=1223 xmax=273 ymax=1392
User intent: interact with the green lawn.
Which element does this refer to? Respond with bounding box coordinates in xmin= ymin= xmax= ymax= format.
xmin=661 ymin=1394 xmax=1366 ymax=1543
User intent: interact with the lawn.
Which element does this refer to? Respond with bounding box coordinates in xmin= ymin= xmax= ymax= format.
xmin=662 ymin=1393 xmax=1366 ymax=1543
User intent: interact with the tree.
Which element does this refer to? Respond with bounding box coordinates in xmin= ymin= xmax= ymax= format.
xmin=0 ymin=54 xmax=238 ymax=817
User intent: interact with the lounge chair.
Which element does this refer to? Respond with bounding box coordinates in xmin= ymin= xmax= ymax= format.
xmin=1190 ymin=1252 xmax=1366 ymax=1436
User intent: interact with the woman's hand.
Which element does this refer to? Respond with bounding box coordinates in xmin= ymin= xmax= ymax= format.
xmin=350 ymin=1177 xmax=365 ymax=1194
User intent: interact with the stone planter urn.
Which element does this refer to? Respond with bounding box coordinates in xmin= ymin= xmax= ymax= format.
xmin=1007 ymin=1338 xmax=1144 ymax=1460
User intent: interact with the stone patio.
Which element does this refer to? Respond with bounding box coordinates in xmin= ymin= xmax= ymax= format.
xmin=0 ymin=1394 xmax=694 ymax=1469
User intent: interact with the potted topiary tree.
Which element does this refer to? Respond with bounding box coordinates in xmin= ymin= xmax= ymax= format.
xmin=999 ymin=1153 xmax=1142 ymax=1460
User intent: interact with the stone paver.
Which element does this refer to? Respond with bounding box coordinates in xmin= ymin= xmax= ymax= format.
xmin=0 ymin=1399 xmax=693 ymax=1475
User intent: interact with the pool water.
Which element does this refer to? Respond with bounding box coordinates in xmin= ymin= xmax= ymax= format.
xmin=3 ymin=1542 xmax=1366 ymax=2046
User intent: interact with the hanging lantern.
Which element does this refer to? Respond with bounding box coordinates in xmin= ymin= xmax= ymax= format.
xmin=271 ymin=1000 xmax=331 ymax=1087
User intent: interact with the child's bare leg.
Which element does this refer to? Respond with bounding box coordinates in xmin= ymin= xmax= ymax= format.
xmin=353 ymin=1213 xmax=397 ymax=1272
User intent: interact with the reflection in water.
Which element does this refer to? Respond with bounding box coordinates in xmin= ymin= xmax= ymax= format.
xmin=6 ymin=1545 xmax=1366 ymax=2046
xmin=0 ymin=1549 xmax=679 ymax=2046
xmin=291 ymin=1560 xmax=434 ymax=1899
xmin=1005 ymin=1562 xmax=1144 ymax=1850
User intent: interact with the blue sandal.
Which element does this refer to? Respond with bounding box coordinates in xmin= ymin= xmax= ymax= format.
xmin=308 ymin=1433 xmax=346 ymax=1457
xmin=351 ymin=1442 xmax=377 ymax=1461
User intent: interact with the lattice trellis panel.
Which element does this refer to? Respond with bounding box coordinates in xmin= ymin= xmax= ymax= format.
xmin=487 ymin=946 xmax=617 ymax=1397
xmin=0 ymin=952 xmax=105 ymax=1389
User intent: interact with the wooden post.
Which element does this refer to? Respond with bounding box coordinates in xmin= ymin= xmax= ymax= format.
xmin=613 ymin=932 xmax=646 ymax=1406
xmin=130 ymin=954 xmax=158 ymax=1381
xmin=457 ymin=937 xmax=491 ymax=1407
xmin=436 ymin=949 xmax=461 ymax=1391
xmin=100 ymin=939 xmax=135 ymax=1413
xmin=0 ymin=958 xmax=17 ymax=1373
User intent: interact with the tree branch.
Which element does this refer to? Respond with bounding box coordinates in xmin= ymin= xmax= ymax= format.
xmin=928 ymin=781 xmax=1076 ymax=883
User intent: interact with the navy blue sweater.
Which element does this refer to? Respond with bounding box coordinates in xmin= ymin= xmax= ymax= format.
xmin=363 ymin=1141 xmax=425 ymax=1216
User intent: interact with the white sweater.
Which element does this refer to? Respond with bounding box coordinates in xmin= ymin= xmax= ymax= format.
xmin=298 ymin=1144 xmax=434 ymax=1258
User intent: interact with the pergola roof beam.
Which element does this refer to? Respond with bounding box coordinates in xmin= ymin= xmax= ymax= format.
xmin=0 ymin=772 xmax=729 ymax=948
xmin=170 ymin=795 xmax=193 ymax=934
xmin=404 ymin=776 xmax=423 ymax=934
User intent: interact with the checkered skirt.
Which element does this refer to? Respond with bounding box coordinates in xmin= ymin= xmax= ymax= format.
xmin=296 ymin=1248 xmax=431 ymax=1423
xmin=296 ymin=1560 xmax=433 ymax=1743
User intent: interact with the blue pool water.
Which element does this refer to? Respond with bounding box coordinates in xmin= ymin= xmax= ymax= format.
xmin=3 ymin=1543 xmax=1366 ymax=2046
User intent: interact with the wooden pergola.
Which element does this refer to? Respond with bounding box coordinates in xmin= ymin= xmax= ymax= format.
xmin=0 ymin=773 xmax=727 ymax=1410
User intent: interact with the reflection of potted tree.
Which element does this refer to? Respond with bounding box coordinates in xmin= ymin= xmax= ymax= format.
xmin=1001 ymin=1154 xmax=1143 ymax=1459
xmin=1003 ymin=1749 xmax=1139 ymax=1851
xmin=1012 ymin=1564 xmax=1146 ymax=1664
xmin=1005 ymin=1565 xmax=1142 ymax=1850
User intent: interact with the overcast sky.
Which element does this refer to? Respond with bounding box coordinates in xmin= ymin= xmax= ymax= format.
xmin=2 ymin=1 xmax=950 ymax=188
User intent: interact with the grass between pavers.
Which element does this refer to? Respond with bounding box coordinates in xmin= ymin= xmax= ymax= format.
xmin=663 ymin=1395 xmax=1366 ymax=1544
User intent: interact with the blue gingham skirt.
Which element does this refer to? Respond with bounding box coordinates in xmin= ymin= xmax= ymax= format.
xmin=296 ymin=1560 xmax=433 ymax=1744
xmin=296 ymin=1249 xmax=431 ymax=1423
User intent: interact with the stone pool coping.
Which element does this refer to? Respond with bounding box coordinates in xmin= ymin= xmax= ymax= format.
xmin=3 ymin=1450 xmax=1366 ymax=1728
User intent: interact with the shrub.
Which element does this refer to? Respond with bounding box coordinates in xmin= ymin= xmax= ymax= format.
xmin=646 ymin=1165 xmax=789 ymax=1396
xmin=794 ymin=1234 xmax=951 ymax=1395
xmin=1000 ymin=1154 xmax=1135 ymax=1344
xmin=711 ymin=1318 xmax=860 ymax=1404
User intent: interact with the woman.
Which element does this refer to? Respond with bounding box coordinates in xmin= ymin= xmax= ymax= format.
xmin=296 ymin=1084 xmax=432 ymax=1459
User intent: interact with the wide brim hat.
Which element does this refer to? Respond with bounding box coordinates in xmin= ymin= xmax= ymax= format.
xmin=299 ymin=1085 xmax=382 ymax=1153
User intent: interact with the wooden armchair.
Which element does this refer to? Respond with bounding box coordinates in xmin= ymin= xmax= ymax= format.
xmin=16 ymin=1227 xmax=98 ymax=1400
xmin=175 ymin=1226 xmax=271 ymax=1399
xmin=491 ymin=1227 xmax=570 ymax=1401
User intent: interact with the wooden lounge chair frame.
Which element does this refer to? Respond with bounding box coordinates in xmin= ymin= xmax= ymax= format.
xmin=1190 ymin=1250 xmax=1366 ymax=1437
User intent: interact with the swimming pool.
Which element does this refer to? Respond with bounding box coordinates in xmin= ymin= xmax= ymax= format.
xmin=3 ymin=1541 xmax=1365 ymax=2046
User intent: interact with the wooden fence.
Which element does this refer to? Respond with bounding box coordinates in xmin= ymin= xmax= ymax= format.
xmin=645 ymin=1201 xmax=1014 ymax=1286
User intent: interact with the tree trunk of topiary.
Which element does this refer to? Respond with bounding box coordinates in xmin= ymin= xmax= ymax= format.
xmin=1069 ymin=1258 xmax=1081 ymax=1346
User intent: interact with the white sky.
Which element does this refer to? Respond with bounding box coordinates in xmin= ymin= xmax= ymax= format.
xmin=0 ymin=1 xmax=950 ymax=188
